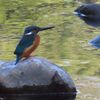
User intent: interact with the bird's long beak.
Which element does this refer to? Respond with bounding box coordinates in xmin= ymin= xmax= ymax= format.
xmin=40 ymin=26 xmax=55 ymax=31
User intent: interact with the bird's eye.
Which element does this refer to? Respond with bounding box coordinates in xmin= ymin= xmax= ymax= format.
xmin=25 ymin=32 xmax=33 ymax=35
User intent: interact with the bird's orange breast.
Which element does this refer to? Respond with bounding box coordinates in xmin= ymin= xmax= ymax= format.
xmin=21 ymin=35 xmax=40 ymax=58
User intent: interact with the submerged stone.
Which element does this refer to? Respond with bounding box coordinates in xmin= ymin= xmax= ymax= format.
xmin=0 ymin=57 xmax=76 ymax=100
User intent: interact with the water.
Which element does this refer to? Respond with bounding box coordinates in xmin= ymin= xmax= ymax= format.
xmin=75 ymin=76 xmax=100 ymax=100
xmin=0 ymin=0 xmax=100 ymax=100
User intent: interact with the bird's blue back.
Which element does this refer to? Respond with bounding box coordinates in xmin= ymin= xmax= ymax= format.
xmin=14 ymin=34 xmax=36 ymax=55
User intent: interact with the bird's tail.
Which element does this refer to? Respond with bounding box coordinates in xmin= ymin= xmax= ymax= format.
xmin=15 ymin=55 xmax=21 ymax=65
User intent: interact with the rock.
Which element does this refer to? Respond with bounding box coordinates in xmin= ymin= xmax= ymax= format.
xmin=0 ymin=57 xmax=76 ymax=100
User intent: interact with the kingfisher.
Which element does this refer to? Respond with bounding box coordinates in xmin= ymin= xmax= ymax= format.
xmin=74 ymin=4 xmax=100 ymax=27
xmin=14 ymin=25 xmax=54 ymax=64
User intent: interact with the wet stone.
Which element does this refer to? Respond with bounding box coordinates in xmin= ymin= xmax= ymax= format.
xmin=0 ymin=57 xmax=77 ymax=100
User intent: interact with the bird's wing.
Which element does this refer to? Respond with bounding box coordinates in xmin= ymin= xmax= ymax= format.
xmin=14 ymin=37 xmax=34 ymax=55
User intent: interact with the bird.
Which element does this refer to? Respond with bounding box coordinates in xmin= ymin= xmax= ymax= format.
xmin=74 ymin=3 xmax=100 ymax=27
xmin=14 ymin=25 xmax=54 ymax=64
xmin=89 ymin=35 xmax=100 ymax=49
